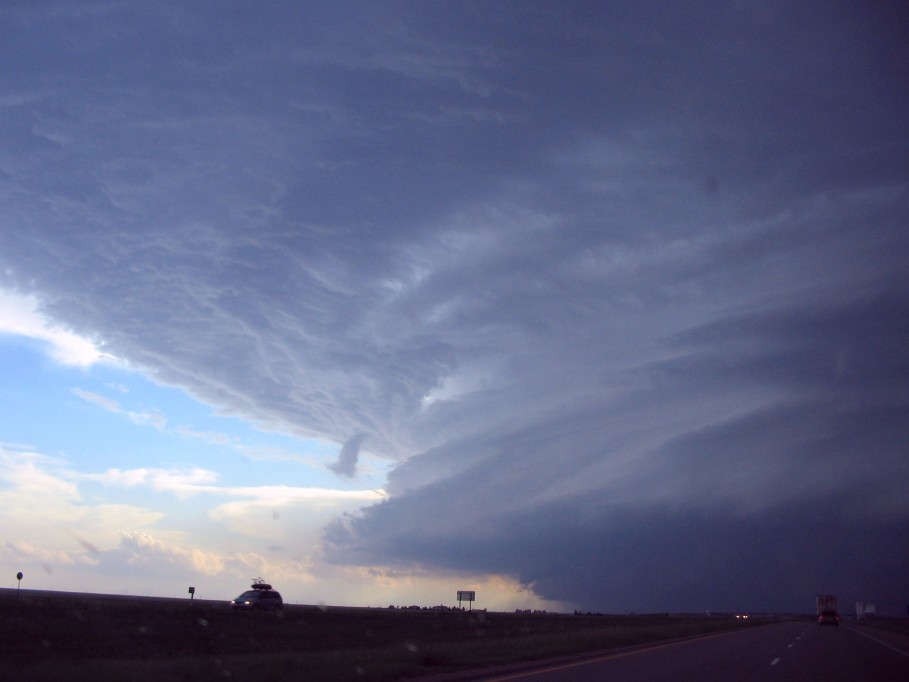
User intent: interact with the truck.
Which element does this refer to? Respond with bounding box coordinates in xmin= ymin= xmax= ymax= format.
xmin=816 ymin=594 xmax=839 ymax=625
xmin=816 ymin=594 xmax=837 ymax=613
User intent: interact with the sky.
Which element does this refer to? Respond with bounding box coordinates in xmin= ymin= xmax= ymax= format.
xmin=1 ymin=1 xmax=907 ymax=615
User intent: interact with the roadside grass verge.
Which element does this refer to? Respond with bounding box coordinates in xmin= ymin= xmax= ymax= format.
xmin=854 ymin=617 xmax=909 ymax=636
xmin=1 ymin=593 xmax=777 ymax=681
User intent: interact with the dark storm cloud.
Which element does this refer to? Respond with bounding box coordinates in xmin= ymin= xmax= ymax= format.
xmin=325 ymin=292 xmax=909 ymax=611
xmin=1 ymin=1 xmax=907 ymax=612
xmin=326 ymin=492 xmax=909 ymax=614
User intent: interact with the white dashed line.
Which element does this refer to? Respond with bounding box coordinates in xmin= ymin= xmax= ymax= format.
xmin=770 ymin=658 xmax=781 ymax=666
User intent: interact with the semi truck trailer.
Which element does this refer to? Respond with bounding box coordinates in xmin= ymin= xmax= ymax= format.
xmin=816 ymin=594 xmax=839 ymax=625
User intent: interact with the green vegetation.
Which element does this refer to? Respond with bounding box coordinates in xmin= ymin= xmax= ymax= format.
xmin=0 ymin=593 xmax=775 ymax=681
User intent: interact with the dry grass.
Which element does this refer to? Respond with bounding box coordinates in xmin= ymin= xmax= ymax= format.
xmin=0 ymin=593 xmax=776 ymax=681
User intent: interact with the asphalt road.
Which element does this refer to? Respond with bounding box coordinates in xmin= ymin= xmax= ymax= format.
xmin=437 ymin=621 xmax=909 ymax=682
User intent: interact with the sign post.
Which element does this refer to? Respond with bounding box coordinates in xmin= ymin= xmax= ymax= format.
xmin=457 ymin=590 xmax=476 ymax=611
xmin=16 ymin=572 xmax=23 ymax=597
xmin=188 ymin=586 xmax=195 ymax=604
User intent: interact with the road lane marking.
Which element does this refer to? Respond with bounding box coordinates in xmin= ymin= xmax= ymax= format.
xmin=850 ymin=627 xmax=909 ymax=658
xmin=770 ymin=658 xmax=780 ymax=666
xmin=477 ymin=629 xmax=768 ymax=682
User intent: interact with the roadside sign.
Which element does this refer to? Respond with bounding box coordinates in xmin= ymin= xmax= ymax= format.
xmin=457 ymin=591 xmax=476 ymax=610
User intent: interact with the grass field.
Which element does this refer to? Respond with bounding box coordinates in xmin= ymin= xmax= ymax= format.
xmin=0 ymin=591 xmax=776 ymax=681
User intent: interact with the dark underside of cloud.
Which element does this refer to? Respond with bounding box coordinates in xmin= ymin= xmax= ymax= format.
xmin=325 ymin=492 xmax=909 ymax=614
xmin=324 ymin=291 xmax=909 ymax=612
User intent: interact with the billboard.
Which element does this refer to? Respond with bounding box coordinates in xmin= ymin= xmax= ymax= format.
xmin=457 ymin=591 xmax=476 ymax=601
xmin=855 ymin=602 xmax=875 ymax=618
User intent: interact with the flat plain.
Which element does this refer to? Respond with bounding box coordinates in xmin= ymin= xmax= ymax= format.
xmin=0 ymin=590 xmax=782 ymax=681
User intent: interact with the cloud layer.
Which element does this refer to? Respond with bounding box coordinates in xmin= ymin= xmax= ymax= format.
xmin=1 ymin=1 xmax=907 ymax=612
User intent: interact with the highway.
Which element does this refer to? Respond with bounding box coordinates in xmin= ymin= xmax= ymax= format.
xmin=436 ymin=621 xmax=909 ymax=682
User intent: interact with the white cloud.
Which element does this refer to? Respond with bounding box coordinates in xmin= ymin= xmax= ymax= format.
xmin=0 ymin=447 xmax=405 ymax=603
xmin=71 ymin=388 xmax=167 ymax=430
xmin=0 ymin=406 xmax=541 ymax=607
xmin=0 ymin=448 xmax=163 ymax=555
xmin=71 ymin=387 xmax=121 ymax=412
xmin=86 ymin=465 xmax=385 ymax=504
xmin=208 ymin=486 xmax=386 ymax=538
xmin=120 ymin=531 xmax=226 ymax=576
xmin=0 ymin=290 xmax=106 ymax=366
xmin=1 ymin=540 xmax=84 ymax=567
xmin=89 ymin=467 xmax=219 ymax=496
